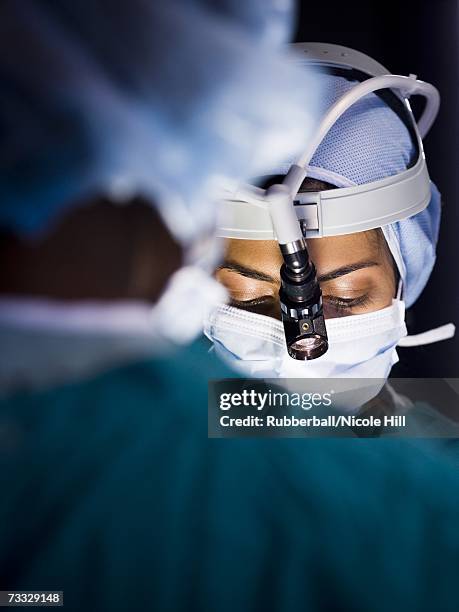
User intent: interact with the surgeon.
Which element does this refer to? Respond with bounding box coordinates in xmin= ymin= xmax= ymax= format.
xmin=1 ymin=5 xmax=459 ymax=612
xmin=206 ymin=43 xmax=455 ymax=388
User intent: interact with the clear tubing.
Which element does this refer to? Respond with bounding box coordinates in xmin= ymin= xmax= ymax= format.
xmin=284 ymin=74 xmax=440 ymax=197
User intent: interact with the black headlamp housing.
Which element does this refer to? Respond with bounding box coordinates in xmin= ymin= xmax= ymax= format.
xmin=279 ymin=249 xmax=328 ymax=360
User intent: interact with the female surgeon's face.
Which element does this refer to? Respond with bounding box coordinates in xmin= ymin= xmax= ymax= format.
xmin=216 ymin=230 xmax=397 ymax=321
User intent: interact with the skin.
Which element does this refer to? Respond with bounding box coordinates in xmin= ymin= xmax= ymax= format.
xmin=0 ymin=196 xmax=182 ymax=303
xmin=215 ymin=180 xmax=397 ymax=320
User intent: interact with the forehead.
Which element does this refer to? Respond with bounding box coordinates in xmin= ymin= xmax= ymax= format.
xmin=307 ymin=232 xmax=381 ymax=268
xmin=224 ymin=232 xmax=381 ymax=272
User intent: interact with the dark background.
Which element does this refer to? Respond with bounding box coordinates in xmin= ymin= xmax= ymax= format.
xmin=295 ymin=0 xmax=459 ymax=376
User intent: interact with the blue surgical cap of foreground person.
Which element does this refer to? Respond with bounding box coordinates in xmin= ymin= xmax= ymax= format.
xmin=0 ymin=2 xmax=458 ymax=612
xmin=0 ymin=0 xmax=320 ymax=386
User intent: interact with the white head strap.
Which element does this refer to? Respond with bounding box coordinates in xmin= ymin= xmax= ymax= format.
xmin=217 ymin=42 xmax=440 ymax=241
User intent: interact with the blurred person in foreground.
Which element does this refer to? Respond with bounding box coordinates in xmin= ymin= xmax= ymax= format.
xmin=0 ymin=1 xmax=458 ymax=611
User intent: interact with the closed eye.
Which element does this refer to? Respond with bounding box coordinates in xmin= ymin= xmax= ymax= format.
xmin=323 ymin=294 xmax=373 ymax=313
xmin=229 ymin=296 xmax=280 ymax=319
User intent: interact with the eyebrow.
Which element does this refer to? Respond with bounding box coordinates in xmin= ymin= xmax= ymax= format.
xmin=218 ymin=259 xmax=379 ymax=284
xmin=318 ymin=260 xmax=379 ymax=283
xmin=217 ymin=260 xmax=274 ymax=283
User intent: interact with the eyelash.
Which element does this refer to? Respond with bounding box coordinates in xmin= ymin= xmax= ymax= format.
xmin=323 ymin=294 xmax=372 ymax=311
xmin=230 ymin=294 xmax=372 ymax=313
xmin=229 ymin=297 xmax=272 ymax=308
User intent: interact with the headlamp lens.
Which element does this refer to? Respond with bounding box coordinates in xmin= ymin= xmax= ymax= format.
xmin=287 ymin=333 xmax=328 ymax=360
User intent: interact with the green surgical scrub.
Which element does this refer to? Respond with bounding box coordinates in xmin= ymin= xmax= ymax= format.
xmin=0 ymin=338 xmax=458 ymax=612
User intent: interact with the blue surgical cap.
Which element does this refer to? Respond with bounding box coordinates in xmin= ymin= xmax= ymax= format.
xmin=0 ymin=0 xmax=319 ymax=246
xmin=276 ymin=72 xmax=441 ymax=308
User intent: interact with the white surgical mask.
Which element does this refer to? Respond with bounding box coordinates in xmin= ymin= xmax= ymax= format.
xmin=205 ymin=300 xmax=407 ymax=377
xmin=152 ymin=265 xmax=228 ymax=346
xmin=205 ymin=300 xmax=408 ymax=409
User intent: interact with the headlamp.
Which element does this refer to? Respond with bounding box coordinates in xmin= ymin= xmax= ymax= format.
xmin=279 ymin=239 xmax=328 ymax=359
xmin=265 ymin=183 xmax=328 ymax=360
